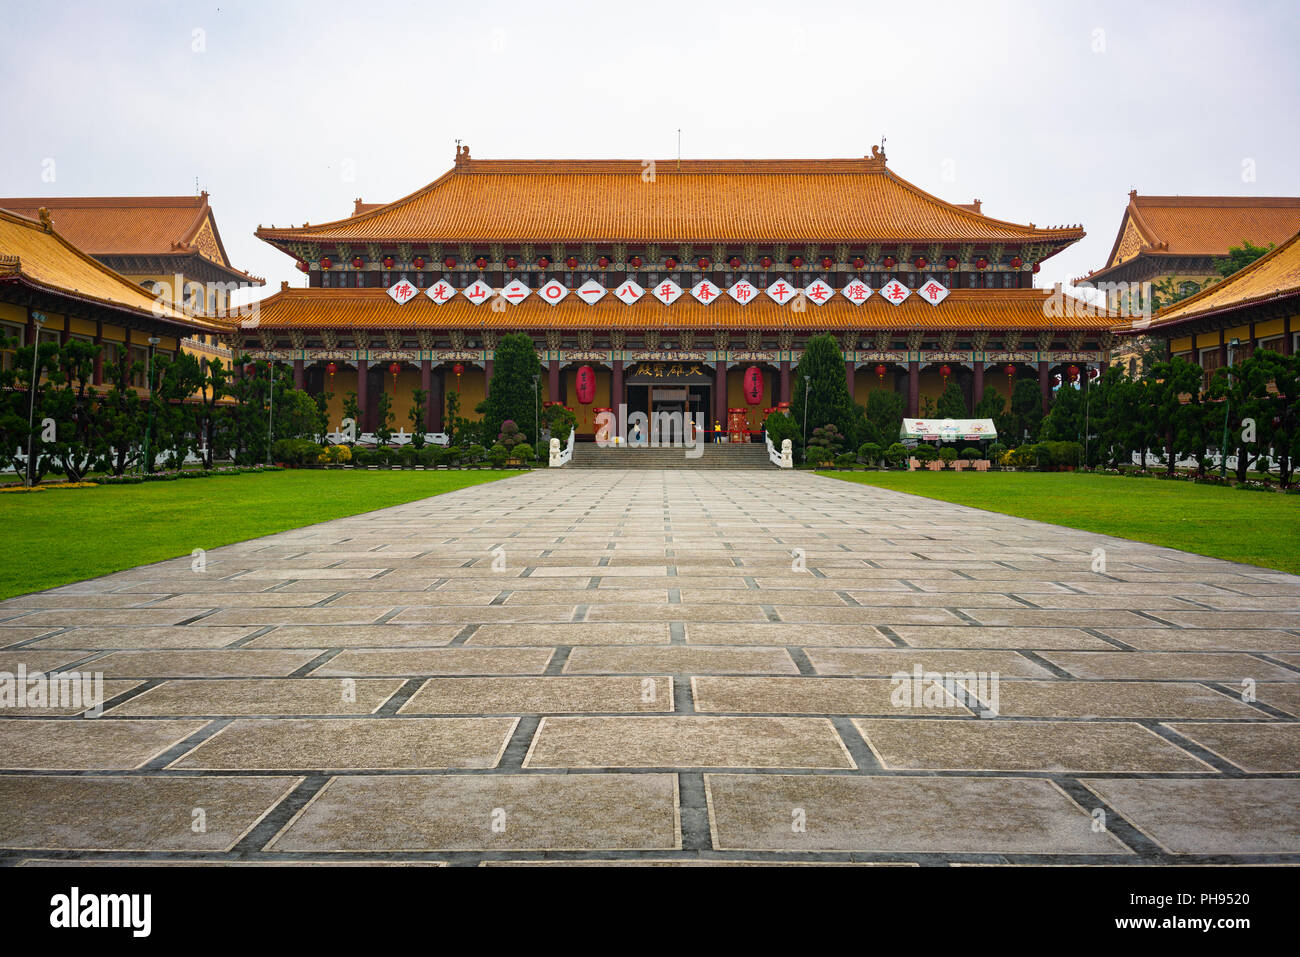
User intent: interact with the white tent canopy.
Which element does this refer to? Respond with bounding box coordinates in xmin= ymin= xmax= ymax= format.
xmin=900 ymin=418 xmax=997 ymax=442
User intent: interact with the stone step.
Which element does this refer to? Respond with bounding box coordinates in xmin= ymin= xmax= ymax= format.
xmin=567 ymin=442 xmax=775 ymax=469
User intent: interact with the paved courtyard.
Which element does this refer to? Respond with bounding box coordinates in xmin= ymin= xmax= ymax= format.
xmin=1 ymin=469 xmax=1298 ymax=865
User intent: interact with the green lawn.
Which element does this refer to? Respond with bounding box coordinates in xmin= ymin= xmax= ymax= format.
xmin=818 ymin=470 xmax=1300 ymax=575
xmin=0 ymin=470 xmax=526 ymax=599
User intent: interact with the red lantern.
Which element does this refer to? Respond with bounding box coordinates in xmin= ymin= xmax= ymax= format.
xmin=698 ymin=257 xmax=710 ymax=270
xmin=853 ymin=257 xmax=865 ymax=269
xmin=388 ymin=362 xmax=401 ymax=379
xmin=1067 ymin=364 xmax=1080 ymax=383
xmin=296 ymin=261 xmax=308 ymax=272
xmin=730 ymin=256 xmax=741 ymax=268
xmin=566 ymin=256 xmax=578 ymax=269
xmin=940 ymin=364 xmax=952 ymax=383
xmin=506 ymin=256 xmax=517 ymax=269
xmin=537 ymin=256 xmax=550 ymax=269
xmin=1004 ymin=364 xmax=1016 ymax=380
xmin=821 ymin=256 xmax=833 ymax=269
xmin=976 ymin=257 xmax=989 ymax=270
xmin=1010 ymin=256 xmax=1023 ymax=269
xmin=629 ymin=255 xmax=642 ymax=268
xmin=1032 ymin=262 xmax=1041 ymax=274
xmin=915 ymin=257 xmax=928 ymax=270
xmin=575 ymin=365 xmax=596 ymax=405
xmin=946 ymin=257 xmax=958 ymax=269
xmin=244 ymin=364 xmax=256 ymax=376
xmin=452 ymin=362 xmax=465 ymax=378
xmin=413 ymin=256 xmax=426 ymax=269
xmin=665 ymin=257 xmax=677 ymax=270
xmin=382 ymin=255 xmax=395 ymax=268
xmin=598 ymin=256 xmax=609 ymax=268
xmin=760 ymin=255 xmax=773 ymax=269
xmin=325 ymin=362 xmax=337 ymax=379
xmin=444 ymin=256 xmax=456 ymax=269
xmin=476 ymin=257 xmax=488 ymax=269
xmin=743 ymin=366 xmax=763 ymax=405
xmin=875 ymin=363 xmax=887 ymax=382
xmin=319 ymin=257 xmax=331 ymax=270
xmin=352 ymin=256 xmax=364 ymax=269
xmin=882 ymin=256 xmax=896 ymax=269
xmin=791 ymin=256 xmax=804 ymax=268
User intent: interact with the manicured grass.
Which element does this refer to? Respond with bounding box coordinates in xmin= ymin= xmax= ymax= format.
xmin=0 ymin=470 xmax=526 ymax=599
xmin=819 ymin=470 xmax=1300 ymax=575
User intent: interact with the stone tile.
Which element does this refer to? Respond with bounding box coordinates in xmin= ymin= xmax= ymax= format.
xmin=956 ymin=608 xmax=1154 ymax=628
xmin=400 ymin=677 xmax=673 ymax=714
xmin=1166 ymin=722 xmax=1300 ymax=773
xmin=268 ymin=774 xmax=679 ymax=851
xmin=964 ymin=680 xmax=1261 ymax=718
xmin=1 ymin=680 xmax=141 ymax=715
xmin=684 ymin=623 xmax=893 ymax=647
xmin=105 ymin=678 xmax=405 ymax=716
xmin=854 ymin=718 xmax=1210 ymax=772
xmin=143 ymin=593 xmax=337 ymax=607
xmin=468 ymin=623 xmax=671 ymax=646
xmin=0 ymin=628 xmax=61 ymax=648
xmin=0 ymin=775 xmax=300 ymax=851
xmin=888 ymin=626 xmax=1117 ymax=649
xmin=1083 ymin=779 xmax=1300 ymax=854
xmin=244 ymin=625 xmax=461 ymax=647
xmin=504 ymin=589 xmax=669 ymax=605
xmin=0 ymin=719 xmax=208 ymax=770
xmin=22 ymin=626 xmax=261 ymax=649
xmin=692 ymin=677 xmax=965 ymax=714
xmin=704 ymin=775 xmax=1126 ymax=854
xmin=1098 ymin=628 xmax=1300 ymax=652
xmin=170 ymin=717 xmax=518 ymax=770
xmin=564 ymin=646 xmax=798 ymax=675
xmin=523 ymin=716 xmax=853 ymax=769
xmin=93 ymin=650 xmax=326 ymax=677
xmin=840 ymin=592 xmax=1024 ymax=607
xmin=1255 ymin=683 xmax=1300 ymax=717
xmin=772 ymin=606 xmax=965 ymax=625
xmin=237 ymin=567 xmax=390 ymax=579
xmin=804 ymin=649 xmax=1056 ymax=678
xmin=5 ymin=609 xmax=214 ymax=627
xmin=312 ymin=648 xmax=554 ymax=676
xmin=583 ymin=604 xmax=769 ymax=623
xmin=0 ymin=594 xmax=173 ymax=609
xmin=390 ymin=606 xmax=579 ymax=624
xmin=1151 ymin=611 xmax=1300 ymax=629
xmin=0 ymin=651 xmax=93 ymax=674
xmin=1038 ymin=651 xmax=1298 ymax=681
xmin=200 ymin=608 xmax=394 ymax=626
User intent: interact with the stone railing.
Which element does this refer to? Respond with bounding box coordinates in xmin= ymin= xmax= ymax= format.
xmin=549 ymin=428 xmax=575 ymax=467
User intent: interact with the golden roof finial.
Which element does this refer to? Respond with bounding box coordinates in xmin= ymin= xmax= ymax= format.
xmin=37 ymin=207 xmax=53 ymax=230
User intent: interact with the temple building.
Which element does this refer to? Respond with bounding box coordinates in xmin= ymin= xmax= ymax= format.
xmin=0 ymin=193 xmax=262 ymax=371
xmin=248 ymin=146 xmax=1116 ymax=438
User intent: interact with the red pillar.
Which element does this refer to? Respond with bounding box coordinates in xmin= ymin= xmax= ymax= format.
xmin=355 ymin=360 xmax=368 ymax=433
xmin=714 ymin=360 xmax=728 ymax=430
xmin=907 ymin=361 xmax=919 ymax=417
xmin=420 ymin=360 xmax=434 ymax=431
xmin=972 ymin=360 xmax=984 ymax=413
xmin=548 ymin=358 xmax=560 ymax=404
xmin=845 ymin=360 xmax=855 ymax=399
xmin=1285 ymin=316 xmax=1293 ymax=356
xmin=293 ymin=359 xmax=305 ymax=391
xmin=429 ymin=366 xmax=443 ymax=431
xmin=1219 ymin=329 xmax=1227 ymax=369
xmin=1038 ymin=360 xmax=1050 ymax=414
xmin=92 ymin=319 xmax=103 ymax=386
xmin=612 ymin=359 xmax=623 ymax=412
xmin=779 ymin=359 xmax=790 ymax=404
xmin=484 ymin=359 xmax=493 ymax=397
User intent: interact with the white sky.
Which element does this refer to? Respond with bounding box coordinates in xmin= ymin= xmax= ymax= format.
xmin=3 ymin=0 xmax=1297 ymax=302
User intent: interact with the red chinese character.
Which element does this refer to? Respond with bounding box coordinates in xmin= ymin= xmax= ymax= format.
xmin=848 ymin=283 xmax=868 ymax=300
xmin=432 ymin=283 xmax=451 ymax=301
xmin=771 ymin=282 xmax=791 ymax=302
xmin=808 ymin=285 xmax=828 ymax=302
xmin=923 ymin=282 xmax=941 ymax=300
xmin=697 ymin=284 xmax=714 ymax=301
xmin=659 ymin=283 xmax=675 ymax=298
xmin=887 ymin=283 xmax=906 ymax=301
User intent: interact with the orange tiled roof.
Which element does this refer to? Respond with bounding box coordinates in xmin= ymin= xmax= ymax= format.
xmin=0 ymin=208 xmax=230 ymax=333
xmin=1081 ymin=192 xmax=1300 ymax=282
xmin=249 ymin=285 xmax=1110 ymax=332
xmin=0 ymin=193 xmax=262 ymax=284
xmin=256 ymin=154 xmax=1084 ymax=249
xmin=1135 ymin=229 xmax=1300 ymax=331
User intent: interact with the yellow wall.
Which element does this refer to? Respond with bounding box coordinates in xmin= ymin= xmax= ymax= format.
xmin=563 ymin=366 xmax=612 ymax=435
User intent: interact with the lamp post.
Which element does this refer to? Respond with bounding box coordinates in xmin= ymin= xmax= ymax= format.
xmin=141 ymin=335 xmax=160 ymax=474
xmin=266 ymin=361 xmax=275 ymax=466
xmin=24 ymin=312 xmax=47 ymax=488
xmin=1220 ymin=338 xmax=1238 ymax=478
xmin=802 ymin=375 xmax=811 ymax=457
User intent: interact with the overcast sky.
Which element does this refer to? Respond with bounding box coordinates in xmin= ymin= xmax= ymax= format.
xmin=3 ymin=0 xmax=1297 ymax=301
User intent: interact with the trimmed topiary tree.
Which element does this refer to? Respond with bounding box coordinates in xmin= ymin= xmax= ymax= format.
xmin=482 ymin=332 xmax=542 ymax=448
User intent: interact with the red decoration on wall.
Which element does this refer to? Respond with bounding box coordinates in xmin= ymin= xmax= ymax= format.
xmin=743 ymin=366 xmax=763 ymax=405
xmin=791 ymin=256 xmax=804 ymax=268
xmin=452 ymin=363 xmax=465 ymax=376
xmin=575 ymin=365 xmax=596 ymax=404
xmin=1067 ymin=364 xmax=1080 ymax=383
xmin=537 ymin=256 xmax=550 ymax=269
xmin=1010 ymin=256 xmax=1023 ymax=269
xmin=940 ymin=364 xmax=952 ymax=383
xmin=413 ymin=256 xmax=426 ymax=269
xmin=853 ymin=257 xmax=865 ymax=269
xmin=946 ymin=257 xmax=958 ymax=269
xmin=382 ymin=256 xmax=395 ymax=268
xmin=326 ymin=362 xmax=337 ymax=379
xmin=351 ymin=256 xmax=364 ymax=269
xmin=296 ymin=261 xmax=308 ymax=272
xmin=505 ymin=256 xmax=517 ymax=269
xmin=1032 ymin=262 xmax=1041 ymax=273
xmin=875 ymin=363 xmax=887 ymax=382
xmin=698 ymin=257 xmax=710 ymax=270
xmin=760 ymin=255 xmax=773 ymax=269
xmin=1004 ymin=363 xmax=1016 ymax=380
xmin=319 ymin=257 xmax=331 ymax=270
xmin=821 ymin=256 xmax=833 ymax=269
xmin=629 ymin=255 xmax=642 ymax=268
xmin=730 ymin=256 xmax=741 ymax=268
xmin=388 ymin=362 xmax=401 ymax=378
xmin=882 ymin=256 xmax=896 ymax=269
xmin=475 ymin=257 xmax=488 ymax=269
xmin=565 ymin=256 xmax=578 ymax=269
xmin=444 ymin=256 xmax=456 ymax=269
xmin=664 ymin=257 xmax=678 ymax=270
xmin=915 ymin=257 xmax=928 ymax=270
xmin=598 ymin=256 xmax=609 ymax=268
xmin=976 ymin=257 xmax=989 ymax=270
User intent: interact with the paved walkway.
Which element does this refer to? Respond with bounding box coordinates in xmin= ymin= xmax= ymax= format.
xmin=1 ymin=470 xmax=1298 ymax=865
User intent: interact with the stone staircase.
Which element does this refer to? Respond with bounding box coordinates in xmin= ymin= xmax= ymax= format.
xmin=566 ymin=442 xmax=776 ymax=469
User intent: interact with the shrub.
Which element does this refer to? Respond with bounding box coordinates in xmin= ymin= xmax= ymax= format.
xmin=884 ymin=442 xmax=909 ymax=467
xmin=327 ymin=444 xmax=352 ymax=464
xmin=417 ymin=446 xmax=439 ymax=467
xmin=353 ymin=449 xmax=377 ymax=466
xmin=373 ymin=446 xmax=396 ymax=466
xmin=938 ymin=447 xmax=958 ymax=464
xmin=271 ymin=438 xmax=324 ymax=467
xmin=857 ymin=442 xmax=883 ymax=465
xmin=488 ymin=443 xmax=510 ymax=466
xmin=397 ymin=445 xmax=420 ymax=467
xmin=960 ymin=447 xmax=982 ymax=460
xmin=986 ymin=442 xmax=1007 ymax=463
xmin=443 ymin=445 xmax=462 ymax=465
xmin=466 ymin=443 xmax=486 ymax=463
xmin=807 ymin=423 xmax=845 ymax=461
xmin=512 ymin=442 xmax=533 ymax=463
xmin=834 ymin=452 xmax=858 ymax=467
xmin=913 ymin=445 xmax=937 ymax=463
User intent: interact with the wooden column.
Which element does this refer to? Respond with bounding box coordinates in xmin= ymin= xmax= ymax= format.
xmin=907 ymin=361 xmax=919 ymax=417
xmin=293 ymin=359 xmax=305 ymax=390
xmin=845 ymin=360 xmax=855 ymax=398
xmin=972 ymin=360 xmax=984 ymax=413
xmin=548 ymin=358 xmax=560 ymax=404
xmin=612 ymin=359 xmax=623 ymax=412
xmin=779 ymin=359 xmax=790 ymax=405
xmin=714 ymin=359 xmax=727 ymax=429
xmin=420 ymin=360 xmax=434 ymax=431
xmin=1039 ymin=360 xmax=1051 ymax=413
xmin=1285 ymin=315 xmax=1294 ymax=356
xmin=484 ymin=359 xmax=493 ymax=397
xmin=355 ymin=359 xmax=368 ymax=432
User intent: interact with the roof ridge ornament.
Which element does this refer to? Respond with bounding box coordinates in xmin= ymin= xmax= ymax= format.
xmin=455 ymin=142 xmax=471 ymax=167
xmin=37 ymin=207 xmax=52 ymax=230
